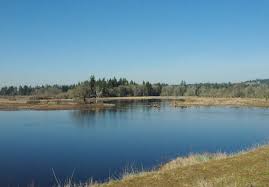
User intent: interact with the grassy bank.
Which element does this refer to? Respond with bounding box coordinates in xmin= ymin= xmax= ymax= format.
xmin=64 ymin=145 xmax=269 ymax=187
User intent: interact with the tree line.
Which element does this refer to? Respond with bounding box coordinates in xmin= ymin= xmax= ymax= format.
xmin=70 ymin=76 xmax=163 ymax=101
xmin=0 ymin=85 xmax=74 ymax=98
xmin=1 ymin=76 xmax=269 ymax=99
xmin=161 ymin=82 xmax=269 ymax=98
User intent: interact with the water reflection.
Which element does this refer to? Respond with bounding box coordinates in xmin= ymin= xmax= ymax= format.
xmin=70 ymin=100 xmax=165 ymax=128
xmin=1 ymin=101 xmax=269 ymax=187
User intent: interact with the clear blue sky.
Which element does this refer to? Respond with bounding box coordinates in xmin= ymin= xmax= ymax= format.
xmin=0 ymin=0 xmax=268 ymax=86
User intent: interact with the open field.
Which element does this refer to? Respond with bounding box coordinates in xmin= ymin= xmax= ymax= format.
xmin=0 ymin=96 xmax=269 ymax=110
xmin=65 ymin=145 xmax=269 ymax=187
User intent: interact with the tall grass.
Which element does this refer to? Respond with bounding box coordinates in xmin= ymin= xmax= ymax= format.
xmin=58 ymin=144 xmax=266 ymax=187
xmin=59 ymin=153 xmax=229 ymax=187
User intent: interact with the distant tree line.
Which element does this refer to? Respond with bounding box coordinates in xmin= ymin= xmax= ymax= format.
xmin=1 ymin=76 xmax=269 ymax=99
xmin=0 ymin=85 xmax=74 ymax=98
xmin=161 ymin=82 xmax=269 ymax=99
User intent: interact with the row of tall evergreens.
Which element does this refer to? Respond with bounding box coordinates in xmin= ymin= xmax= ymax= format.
xmin=1 ymin=76 xmax=269 ymax=99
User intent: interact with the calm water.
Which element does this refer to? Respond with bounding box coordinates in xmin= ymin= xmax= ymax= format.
xmin=1 ymin=100 xmax=269 ymax=186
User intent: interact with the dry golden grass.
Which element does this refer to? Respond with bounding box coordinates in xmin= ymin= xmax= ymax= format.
xmin=62 ymin=145 xmax=269 ymax=187
xmin=172 ymin=97 xmax=269 ymax=107
xmin=159 ymin=153 xmax=227 ymax=171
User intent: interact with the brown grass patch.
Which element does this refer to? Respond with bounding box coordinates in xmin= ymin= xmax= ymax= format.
xmin=173 ymin=97 xmax=269 ymax=107
xmin=63 ymin=145 xmax=269 ymax=187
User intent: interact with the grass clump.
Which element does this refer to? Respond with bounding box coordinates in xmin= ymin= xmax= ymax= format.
xmin=160 ymin=153 xmax=227 ymax=171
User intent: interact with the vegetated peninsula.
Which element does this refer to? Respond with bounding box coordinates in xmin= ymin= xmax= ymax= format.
xmin=0 ymin=76 xmax=269 ymax=110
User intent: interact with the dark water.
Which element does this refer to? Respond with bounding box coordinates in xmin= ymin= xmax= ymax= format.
xmin=0 ymin=100 xmax=269 ymax=186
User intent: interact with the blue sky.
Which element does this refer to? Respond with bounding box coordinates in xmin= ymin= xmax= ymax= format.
xmin=0 ymin=0 xmax=268 ymax=86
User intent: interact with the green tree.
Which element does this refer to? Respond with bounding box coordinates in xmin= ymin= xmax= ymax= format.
xmin=89 ymin=75 xmax=96 ymax=96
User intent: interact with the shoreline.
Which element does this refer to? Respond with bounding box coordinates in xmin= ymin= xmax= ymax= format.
xmin=67 ymin=145 xmax=269 ymax=187
xmin=0 ymin=96 xmax=269 ymax=110
xmin=0 ymin=100 xmax=115 ymax=111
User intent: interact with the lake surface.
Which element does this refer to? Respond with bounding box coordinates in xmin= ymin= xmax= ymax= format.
xmin=1 ymin=100 xmax=269 ymax=186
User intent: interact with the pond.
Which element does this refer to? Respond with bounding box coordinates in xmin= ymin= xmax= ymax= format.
xmin=0 ymin=100 xmax=269 ymax=186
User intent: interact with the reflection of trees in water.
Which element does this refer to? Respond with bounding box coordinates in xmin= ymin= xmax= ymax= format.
xmin=70 ymin=109 xmax=116 ymax=128
xmin=69 ymin=100 xmax=165 ymax=128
